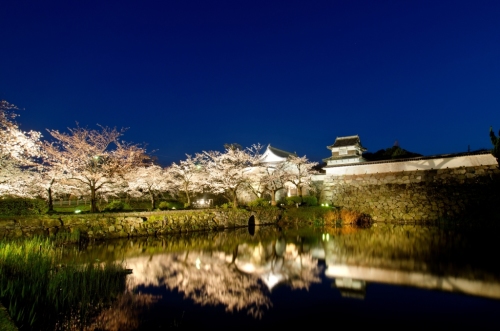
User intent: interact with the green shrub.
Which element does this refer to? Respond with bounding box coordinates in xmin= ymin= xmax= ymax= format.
xmin=102 ymin=200 xmax=131 ymax=212
xmin=127 ymin=200 xmax=151 ymax=210
xmin=282 ymin=206 xmax=331 ymax=222
xmin=220 ymin=202 xmax=233 ymax=209
xmin=248 ymin=198 xmax=270 ymax=207
xmin=301 ymin=196 xmax=318 ymax=206
xmin=158 ymin=201 xmax=184 ymax=210
xmin=0 ymin=198 xmax=47 ymax=216
xmin=285 ymin=196 xmax=302 ymax=206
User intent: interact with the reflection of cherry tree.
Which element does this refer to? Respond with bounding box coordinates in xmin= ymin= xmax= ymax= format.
xmin=90 ymin=292 xmax=159 ymax=331
xmin=123 ymin=241 xmax=321 ymax=319
xmin=125 ymin=251 xmax=272 ymax=318
xmin=235 ymin=241 xmax=322 ymax=291
xmin=55 ymin=292 xmax=159 ymax=331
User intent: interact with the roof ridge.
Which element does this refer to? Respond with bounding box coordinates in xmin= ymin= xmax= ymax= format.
xmin=336 ymin=135 xmax=359 ymax=140
xmin=268 ymin=145 xmax=296 ymax=155
xmin=262 ymin=145 xmax=297 ymax=159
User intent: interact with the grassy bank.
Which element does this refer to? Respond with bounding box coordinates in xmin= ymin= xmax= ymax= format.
xmin=0 ymin=237 xmax=126 ymax=330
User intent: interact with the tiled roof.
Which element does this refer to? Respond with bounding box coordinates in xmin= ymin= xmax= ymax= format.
xmin=328 ymin=135 xmax=364 ymax=149
xmin=268 ymin=145 xmax=297 ymax=158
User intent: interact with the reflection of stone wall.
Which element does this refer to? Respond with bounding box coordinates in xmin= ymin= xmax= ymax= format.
xmin=323 ymin=223 xmax=500 ymax=284
xmin=0 ymin=208 xmax=281 ymax=240
xmin=321 ymin=165 xmax=500 ymax=222
xmin=61 ymin=226 xmax=283 ymax=263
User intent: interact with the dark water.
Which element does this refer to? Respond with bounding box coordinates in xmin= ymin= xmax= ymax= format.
xmin=65 ymin=224 xmax=500 ymax=329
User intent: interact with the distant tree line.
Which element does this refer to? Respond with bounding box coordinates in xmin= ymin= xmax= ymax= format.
xmin=362 ymin=144 xmax=422 ymax=161
xmin=490 ymin=126 xmax=500 ymax=166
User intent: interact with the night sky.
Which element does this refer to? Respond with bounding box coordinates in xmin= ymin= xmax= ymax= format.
xmin=1 ymin=0 xmax=499 ymax=165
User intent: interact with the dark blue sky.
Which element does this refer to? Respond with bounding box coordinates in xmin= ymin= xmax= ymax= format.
xmin=1 ymin=0 xmax=499 ymax=165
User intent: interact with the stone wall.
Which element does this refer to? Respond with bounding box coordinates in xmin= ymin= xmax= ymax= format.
xmin=0 ymin=208 xmax=281 ymax=240
xmin=320 ymin=164 xmax=500 ymax=222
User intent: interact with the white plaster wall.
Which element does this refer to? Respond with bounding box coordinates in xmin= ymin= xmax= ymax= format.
xmin=326 ymin=156 xmax=364 ymax=165
xmin=330 ymin=145 xmax=358 ymax=153
xmin=323 ymin=154 xmax=496 ymax=176
xmin=259 ymin=150 xmax=287 ymax=164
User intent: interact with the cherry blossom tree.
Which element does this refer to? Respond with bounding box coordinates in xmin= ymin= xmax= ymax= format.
xmin=245 ymin=166 xmax=267 ymax=200
xmin=0 ymin=164 xmax=39 ymax=198
xmin=125 ymin=164 xmax=170 ymax=210
xmin=0 ymin=100 xmax=43 ymax=198
xmin=43 ymin=125 xmax=150 ymax=213
xmin=257 ymin=162 xmax=292 ymax=206
xmin=285 ymin=155 xmax=318 ymax=200
xmin=0 ymin=100 xmax=42 ymax=166
xmin=35 ymin=165 xmax=75 ymax=212
xmin=167 ymin=154 xmax=206 ymax=207
xmin=202 ymin=144 xmax=262 ymax=208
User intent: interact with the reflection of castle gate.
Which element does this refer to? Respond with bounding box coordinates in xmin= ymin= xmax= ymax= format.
xmin=234 ymin=238 xmax=322 ymax=291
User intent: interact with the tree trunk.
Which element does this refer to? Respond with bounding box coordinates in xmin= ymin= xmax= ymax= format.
xmin=149 ymin=191 xmax=157 ymax=210
xmin=184 ymin=184 xmax=191 ymax=207
xmin=270 ymin=190 xmax=277 ymax=206
xmin=47 ymin=186 xmax=53 ymax=212
xmin=90 ymin=183 xmax=98 ymax=213
xmin=231 ymin=189 xmax=238 ymax=209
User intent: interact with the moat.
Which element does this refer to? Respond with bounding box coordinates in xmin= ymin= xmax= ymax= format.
xmin=57 ymin=223 xmax=500 ymax=329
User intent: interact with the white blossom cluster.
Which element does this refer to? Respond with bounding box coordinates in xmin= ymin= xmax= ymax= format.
xmin=0 ymin=99 xmax=318 ymax=211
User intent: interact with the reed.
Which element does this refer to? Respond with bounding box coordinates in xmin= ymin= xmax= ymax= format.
xmin=0 ymin=237 xmax=126 ymax=330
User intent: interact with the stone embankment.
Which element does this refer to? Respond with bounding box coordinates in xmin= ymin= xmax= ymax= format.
xmin=321 ymin=164 xmax=500 ymax=222
xmin=0 ymin=208 xmax=281 ymax=240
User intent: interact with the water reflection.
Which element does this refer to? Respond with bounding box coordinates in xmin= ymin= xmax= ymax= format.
xmin=321 ymin=224 xmax=500 ymax=300
xmin=80 ymin=293 xmax=159 ymax=331
xmin=124 ymin=236 xmax=322 ymax=318
xmin=126 ymin=251 xmax=272 ymax=318
xmin=64 ymin=224 xmax=500 ymax=328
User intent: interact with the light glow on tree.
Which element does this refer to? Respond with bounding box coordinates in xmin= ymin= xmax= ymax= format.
xmin=43 ymin=125 xmax=150 ymax=213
